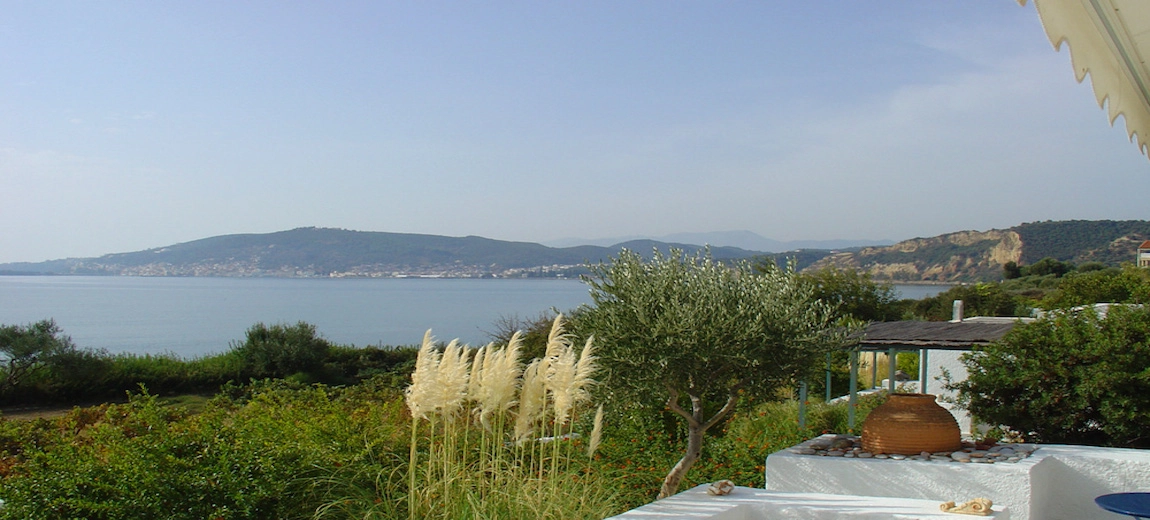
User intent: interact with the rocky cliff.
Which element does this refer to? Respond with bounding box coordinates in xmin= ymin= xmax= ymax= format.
xmin=805 ymin=229 xmax=1024 ymax=282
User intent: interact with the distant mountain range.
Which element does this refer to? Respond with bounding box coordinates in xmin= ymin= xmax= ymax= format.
xmin=3 ymin=220 xmax=1147 ymax=281
xmin=543 ymin=230 xmax=893 ymax=252
xmin=0 ymin=228 xmax=779 ymax=279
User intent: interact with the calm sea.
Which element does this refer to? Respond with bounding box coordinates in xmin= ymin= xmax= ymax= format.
xmin=0 ymin=276 xmax=948 ymax=358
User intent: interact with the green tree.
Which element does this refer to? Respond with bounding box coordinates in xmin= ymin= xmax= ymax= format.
xmin=1021 ymin=257 xmax=1074 ymax=277
xmin=576 ymin=249 xmax=850 ymax=498
xmin=784 ymin=266 xmax=904 ymax=397
xmin=953 ymin=305 xmax=1150 ymax=447
xmin=1003 ymin=261 xmax=1022 ymax=280
xmin=231 ymin=322 xmax=332 ymax=379
xmin=798 ymin=266 xmax=902 ymax=322
xmin=0 ymin=319 xmax=77 ymax=395
xmin=910 ymin=283 xmax=1024 ymax=320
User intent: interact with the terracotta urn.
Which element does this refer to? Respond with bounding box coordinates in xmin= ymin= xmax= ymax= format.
xmin=861 ymin=393 xmax=961 ymax=455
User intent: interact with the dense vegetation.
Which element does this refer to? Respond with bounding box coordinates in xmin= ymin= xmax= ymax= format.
xmin=954 ymin=305 xmax=1150 ymax=448
xmin=1015 ymin=220 xmax=1150 ymax=265
xmin=0 ymin=327 xmax=887 ymax=518
xmin=0 ymin=381 xmax=409 ymax=519
xmin=903 ymin=262 xmax=1150 ymax=322
xmin=0 ymin=321 xmax=417 ymax=407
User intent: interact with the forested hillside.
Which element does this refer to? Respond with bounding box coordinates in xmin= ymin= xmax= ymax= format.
xmin=1015 ymin=220 xmax=1150 ymax=265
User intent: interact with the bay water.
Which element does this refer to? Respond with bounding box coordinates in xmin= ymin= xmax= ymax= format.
xmin=0 ymin=276 xmax=948 ymax=358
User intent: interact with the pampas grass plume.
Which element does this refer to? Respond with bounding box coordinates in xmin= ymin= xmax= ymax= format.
xmin=479 ymin=332 xmax=523 ymax=428
xmin=434 ymin=339 xmax=470 ymax=417
xmin=544 ymin=314 xmax=570 ymax=360
xmin=405 ymin=329 xmax=440 ymax=420
xmin=498 ymin=330 xmax=524 ymax=410
xmin=468 ymin=344 xmax=487 ymax=409
xmin=514 ymin=359 xmax=546 ymax=440
xmin=548 ymin=344 xmax=577 ymax=425
xmin=587 ymin=405 xmax=604 ymax=458
xmin=571 ymin=336 xmax=598 ymax=406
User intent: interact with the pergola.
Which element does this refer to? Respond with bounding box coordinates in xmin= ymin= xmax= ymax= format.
xmin=801 ymin=317 xmax=1028 ymax=432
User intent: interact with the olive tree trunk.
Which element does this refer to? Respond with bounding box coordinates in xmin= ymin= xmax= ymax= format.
xmin=658 ymin=383 xmax=743 ymax=499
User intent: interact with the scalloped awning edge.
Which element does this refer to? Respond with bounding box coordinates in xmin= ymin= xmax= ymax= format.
xmin=1020 ymin=0 xmax=1150 ymax=159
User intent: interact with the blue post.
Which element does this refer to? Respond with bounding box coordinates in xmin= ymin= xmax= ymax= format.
xmin=798 ymin=381 xmax=808 ymax=430
xmin=848 ymin=349 xmax=858 ymax=433
xmin=825 ymin=352 xmax=832 ymax=402
xmin=920 ymin=348 xmax=929 ymax=394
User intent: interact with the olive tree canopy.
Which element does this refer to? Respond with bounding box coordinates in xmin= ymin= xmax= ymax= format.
xmin=576 ymin=249 xmax=851 ymax=498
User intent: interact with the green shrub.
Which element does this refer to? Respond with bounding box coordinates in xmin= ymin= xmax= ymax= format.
xmin=0 ymin=381 xmax=410 ymax=520
xmin=0 ymin=319 xmax=420 ymax=405
xmin=576 ymin=249 xmax=849 ymax=498
xmin=954 ymin=305 xmax=1150 ymax=447
xmin=231 ymin=321 xmax=332 ymax=379
xmin=322 ymin=344 xmax=418 ymax=388
xmin=31 ymin=350 xmax=244 ymax=403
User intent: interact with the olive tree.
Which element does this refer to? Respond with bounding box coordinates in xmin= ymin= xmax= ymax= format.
xmin=576 ymin=249 xmax=851 ymax=498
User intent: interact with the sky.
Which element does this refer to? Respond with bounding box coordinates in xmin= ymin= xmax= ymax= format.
xmin=3 ymin=2 xmax=1149 ymax=264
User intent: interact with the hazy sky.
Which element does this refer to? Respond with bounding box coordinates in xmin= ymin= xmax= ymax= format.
xmin=3 ymin=2 xmax=1149 ymax=264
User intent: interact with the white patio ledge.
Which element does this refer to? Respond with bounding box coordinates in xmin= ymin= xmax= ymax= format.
xmin=766 ymin=441 xmax=1150 ymax=520
xmin=607 ymin=485 xmax=1008 ymax=519
xmin=610 ymin=443 xmax=1150 ymax=519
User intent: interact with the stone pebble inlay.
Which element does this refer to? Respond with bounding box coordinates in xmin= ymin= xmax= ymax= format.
xmin=785 ymin=434 xmax=1037 ymax=464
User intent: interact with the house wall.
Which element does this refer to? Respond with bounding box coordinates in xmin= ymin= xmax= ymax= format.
xmin=924 ymin=349 xmax=974 ymax=435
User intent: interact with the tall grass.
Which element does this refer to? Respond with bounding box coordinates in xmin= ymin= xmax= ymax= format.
xmin=320 ymin=315 xmax=620 ymax=519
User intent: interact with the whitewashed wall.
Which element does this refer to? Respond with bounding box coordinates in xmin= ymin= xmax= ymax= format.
xmin=924 ymin=349 xmax=974 ymax=435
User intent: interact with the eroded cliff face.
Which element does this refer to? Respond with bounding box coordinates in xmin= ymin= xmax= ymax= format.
xmin=988 ymin=232 xmax=1023 ymax=265
xmin=804 ymin=229 xmax=1023 ymax=283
